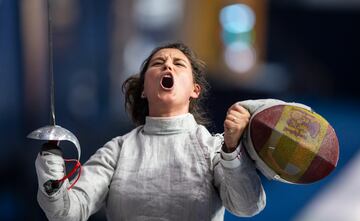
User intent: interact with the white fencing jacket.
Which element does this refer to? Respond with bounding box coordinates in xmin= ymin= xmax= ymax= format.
xmin=38 ymin=113 xmax=266 ymax=221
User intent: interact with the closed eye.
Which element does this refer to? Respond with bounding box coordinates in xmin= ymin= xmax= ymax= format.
xmin=175 ymin=62 xmax=186 ymax=67
xmin=150 ymin=60 xmax=164 ymax=66
xmin=174 ymin=58 xmax=187 ymax=67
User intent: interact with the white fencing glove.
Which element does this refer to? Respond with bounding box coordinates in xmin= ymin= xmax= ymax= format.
xmin=35 ymin=142 xmax=65 ymax=195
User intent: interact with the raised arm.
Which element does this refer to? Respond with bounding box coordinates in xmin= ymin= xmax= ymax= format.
xmin=213 ymin=103 xmax=266 ymax=217
xmin=36 ymin=137 xmax=122 ymax=221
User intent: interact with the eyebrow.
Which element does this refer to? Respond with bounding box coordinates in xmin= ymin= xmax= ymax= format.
xmin=150 ymin=56 xmax=188 ymax=64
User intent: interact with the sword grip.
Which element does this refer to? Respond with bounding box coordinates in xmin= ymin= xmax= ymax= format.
xmin=41 ymin=141 xmax=63 ymax=195
xmin=41 ymin=140 xmax=62 ymax=156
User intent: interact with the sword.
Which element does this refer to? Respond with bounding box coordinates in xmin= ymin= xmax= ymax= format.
xmin=27 ymin=0 xmax=81 ymax=192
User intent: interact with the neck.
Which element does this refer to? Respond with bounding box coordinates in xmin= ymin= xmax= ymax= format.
xmin=148 ymin=103 xmax=189 ymax=117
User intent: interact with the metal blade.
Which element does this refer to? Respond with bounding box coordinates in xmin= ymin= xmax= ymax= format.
xmin=48 ymin=0 xmax=56 ymax=125
xmin=27 ymin=0 xmax=82 ymax=163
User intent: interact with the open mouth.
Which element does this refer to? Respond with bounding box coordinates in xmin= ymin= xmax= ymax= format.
xmin=160 ymin=74 xmax=174 ymax=90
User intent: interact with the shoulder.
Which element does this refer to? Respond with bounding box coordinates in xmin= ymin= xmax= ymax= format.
xmin=106 ymin=125 xmax=144 ymax=147
xmin=98 ymin=126 xmax=143 ymax=155
xmin=90 ymin=126 xmax=143 ymax=163
xmin=195 ymin=124 xmax=212 ymax=137
xmin=195 ymin=125 xmax=223 ymax=152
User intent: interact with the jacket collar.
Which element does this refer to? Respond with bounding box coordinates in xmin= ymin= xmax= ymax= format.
xmin=143 ymin=113 xmax=197 ymax=135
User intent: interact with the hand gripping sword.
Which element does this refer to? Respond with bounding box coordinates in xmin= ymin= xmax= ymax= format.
xmin=27 ymin=0 xmax=81 ymax=192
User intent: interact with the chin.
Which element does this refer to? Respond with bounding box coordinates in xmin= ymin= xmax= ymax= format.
xmin=157 ymin=91 xmax=175 ymax=100
xmin=157 ymin=96 xmax=177 ymax=105
xmin=157 ymin=94 xmax=187 ymax=106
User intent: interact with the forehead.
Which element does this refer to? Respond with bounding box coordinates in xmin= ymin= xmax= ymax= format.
xmin=151 ymin=48 xmax=190 ymax=62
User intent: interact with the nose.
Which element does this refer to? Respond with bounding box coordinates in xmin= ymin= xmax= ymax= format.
xmin=163 ymin=59 xmax=173 ymax=71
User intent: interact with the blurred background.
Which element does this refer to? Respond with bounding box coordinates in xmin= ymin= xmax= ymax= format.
xmin=1 ymin=0 xmax=359 ymax=220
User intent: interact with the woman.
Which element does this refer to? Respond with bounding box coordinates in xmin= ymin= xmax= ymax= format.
xmin=35 ymin=42 xmax=266 ymax=221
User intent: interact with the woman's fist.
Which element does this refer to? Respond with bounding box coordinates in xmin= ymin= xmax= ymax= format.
xmin=223 ymin=103 xmax=250 ymax=152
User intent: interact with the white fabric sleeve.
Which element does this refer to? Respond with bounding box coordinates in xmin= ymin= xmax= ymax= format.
xmin=219 ymin=145 xmax=242 ymax=169
xmin=212 ymin=137 xmax=266 ymax=217
xmin=37 ymin=137 xmax=122 ymax=221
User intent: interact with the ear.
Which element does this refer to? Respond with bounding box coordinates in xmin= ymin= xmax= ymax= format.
xmin=190 ymin=83 xmax=201 ymax=99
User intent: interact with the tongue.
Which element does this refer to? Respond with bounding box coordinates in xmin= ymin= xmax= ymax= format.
xmin=161 ymin=76 xmax=173 ymax=89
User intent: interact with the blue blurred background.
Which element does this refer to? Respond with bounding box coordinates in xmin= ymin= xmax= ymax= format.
xmin=1 ymin=0 xmax=359 ymax=220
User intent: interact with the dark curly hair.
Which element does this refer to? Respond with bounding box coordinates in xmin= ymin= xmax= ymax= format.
xmin=122 ymin=42 xmax=210 ymax=126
